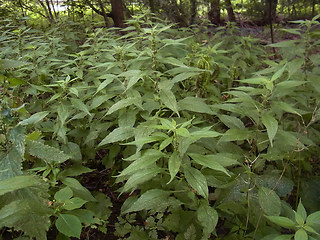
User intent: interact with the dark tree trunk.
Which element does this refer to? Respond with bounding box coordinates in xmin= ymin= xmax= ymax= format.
xmin=208 ymin=0 xmax=220 ymax=25
xmin=264 ymin=0 xmax=278 ymax=23
xmin=45 ymin=0 xmax=55 ymax=22
xmin=37 ymin=0 xmax=54 ymax=23
xmin=110 ymin=0 xmax=125 ymax=28
xmin=225 ymin=0 xmax=236 ymax=22
xmin=149 ymin=0 xmax=155 ymax=13
xmin=190 ymin=0 xmax=197 ymax=25
xmin=312 ymin=0 xmax=316 ymax=17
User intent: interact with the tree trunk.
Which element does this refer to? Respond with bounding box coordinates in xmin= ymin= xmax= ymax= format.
xmin=264 ymin=0 xmax=277 ymax=23
xmin=208 ymin=0 xmax=220 ymax=25
xmin=225 ymin=0 xmax=236 ymax=22
xmin=149 ymin=0 xmax=155 ymax=13
xmin=37 ymin=0 xmax=54 ymax=23
xmin=190 ymin=0 xmax=197 ymax=25
xmin=110 ymin=0 xmax=125 ymax=28
xmin=45 ymin=0 xmax=55 ymax=22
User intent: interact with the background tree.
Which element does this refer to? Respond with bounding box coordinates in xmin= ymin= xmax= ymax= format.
xmin=208 ymin=0 xmax=221 ymax=25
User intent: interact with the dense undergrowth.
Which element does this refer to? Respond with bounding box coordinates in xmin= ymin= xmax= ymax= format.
xmin=1 ymin=14 xmax=320 ymax=240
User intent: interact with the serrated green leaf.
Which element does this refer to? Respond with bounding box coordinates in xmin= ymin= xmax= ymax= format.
xmin=96 ymin=74 xmax=116 ymax=93
xmin=0 ymin=200 xmax=51 ymax=240
xmin=189 ymin=153 xmax=230 ymax=176
xmin=54 ymin=187 xmax=73 ymax=202
xmin=261 ymin=113 xmax=278 ymax=147
xmin=219 ymin=129 xmax=252 ymax=142
xmin=197 ymin=202 xmax=218 ymax=236
xmin=26 ymin=140 xmax=70 ymax=164
xmin=70 ymin=98 xmax=91 ymax=116
xmin=121 ymin=167 xmax=161 ymax=193
xmin=271 ymin=64 xmax=287 ymax=82
xmin=265 ymin=216 xmax=296 ymax=229
xmin=55 ymin=214 xmax=82 ymax=238
xmin=172 ymin=72 xmax=201 ymax=83
xmin=98 ymin=127 xmax=134 ymax=147
xmin=178 ymin=97 xmax=214 ymax=114
xmin=306 ymin=211 xmax=320 ymax=226
xmin=159 ymin=136 xmax=173 ymax=150
xmin=122 ymin=189 xmax=170 ymax=214
xmin=190 ymin=127 xmax=222 ymax=138
xmin=219 ymin=115 xmax=245 ymax=129
xmin=258 ymin=187 xmax=281 ymax=216
xmin=184 ymin=166 xmax=208 ymax=199
xmin=119 ymin=149 xmax=164 ymax=176
xmin=61 ymin=178 xmax=95 ymax=202
xmin=0 ymin=175 xmax=42 ymax=196
xmin=106 ymin=98 xmax=138 ymax=115
xmin=168 ymin=151 xmax=181 ymax=184
xmin=160 ymin=89 xmax=179 ymax=116
xmin=294 ymin=229 xmax=308 ymax=240
xmin=119 ymin=70 xmax=144 ymax=90
xmin=18 ymin=111 xmax=49 ymax=126
xmin=297 ymin=200 xmax=307 ymax=222
xmin=0 ymin=59 xmax=28 ymax=70
xmin=176 ymin=127 xmax=190 ymax=137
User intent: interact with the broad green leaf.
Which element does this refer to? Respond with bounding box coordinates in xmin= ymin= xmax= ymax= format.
xmin=261 ymin=113 xmax=278 ymax=147
xmin=98 ymin=127 xmax=134 ymax=147
xmin=122 ymin=189 xmax=170 ymax=214
xmin=121 ymin=167 xmax=162 ymax=193
xmin=176 ymin=127 xmax=190 ymax=137
xmin=55 ymin=214 xmax=82 ymax=238
xmin=172 ymin=72 xmax=201 ymax=83
xmin=219 ymin=115 xmax=245 ymax=129
xmin=61 ymin=178 xmax=95 ymax=202
xmin=0 ymin=175 xmax=41 ymax=196
xmin=273 ymin=101 xmax=301 ymax=116
xmin=306 ymin=211 xmax=320 ymax=226
xmin=70 ymin=98 xmax=91 ymax=116
xmin=54 ymin=187 xmax=73 ymax=202
xmin=282 ymin=28 xmax=301 ymax=35
xmin=159 ymin=136 xmax=173 ymax=150
xmin=271 ymin=64 xmax=287 ymax=82
xmin=294 ymin=229 xmax=308 ymax=240
xmin=188 ymin=153 xmax=230 ymax=176
xmin=297 ymin=200 xmax=307 ymax=222
xmin=197 ymin=202 xmax=218 ymax=236
xmin=160 ymin=89 xmax=179 ymax=116
xmin=239 ymin=77 xmax=268 ymax=85
xmin=0 ymin=59 xmax=28 ymax=69
xmin=119 ymin=149 xmax=164 ymax=176
xmin=269 ymin=40 xmax=297 ymax=48
xmin=119 ymin=70 xmax=144 ymax=90
xmin=106 ymin=98 xmax=138 ymax=115
xmin=258 ymin=187 xmax=281 ymax=216
xmin=26 ymin=140 xmax=70 ymax=164
xmin=265 ymin=216 xmax=296 ymax=229
xmin=178 ymin=97 xmax=214 ymax=114
xmin=96 ymin=74 xmax=116 ymax=93
xmin=63 ymin=197 xmax=87 ymax=210
xmin=190 ymin=127 xmax=222 ymax=138
xmin=0 ymin=200 xmax=51 ymax=240
xmin=184 ymin=166 xmax=208 ymax=199
xmin=57 ymin=104 xmax=69 ymax=125
xmin=18 ymin=111 xmax=49 ymax=126
xmin=168 ymin=151 xmax=181 ymax=184
xmin=219 ymin=129 xmax=252 ymax=142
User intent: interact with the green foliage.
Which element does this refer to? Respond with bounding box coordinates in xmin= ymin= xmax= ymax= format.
xmin=0 ymin=14 xmax=320 ymax=240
